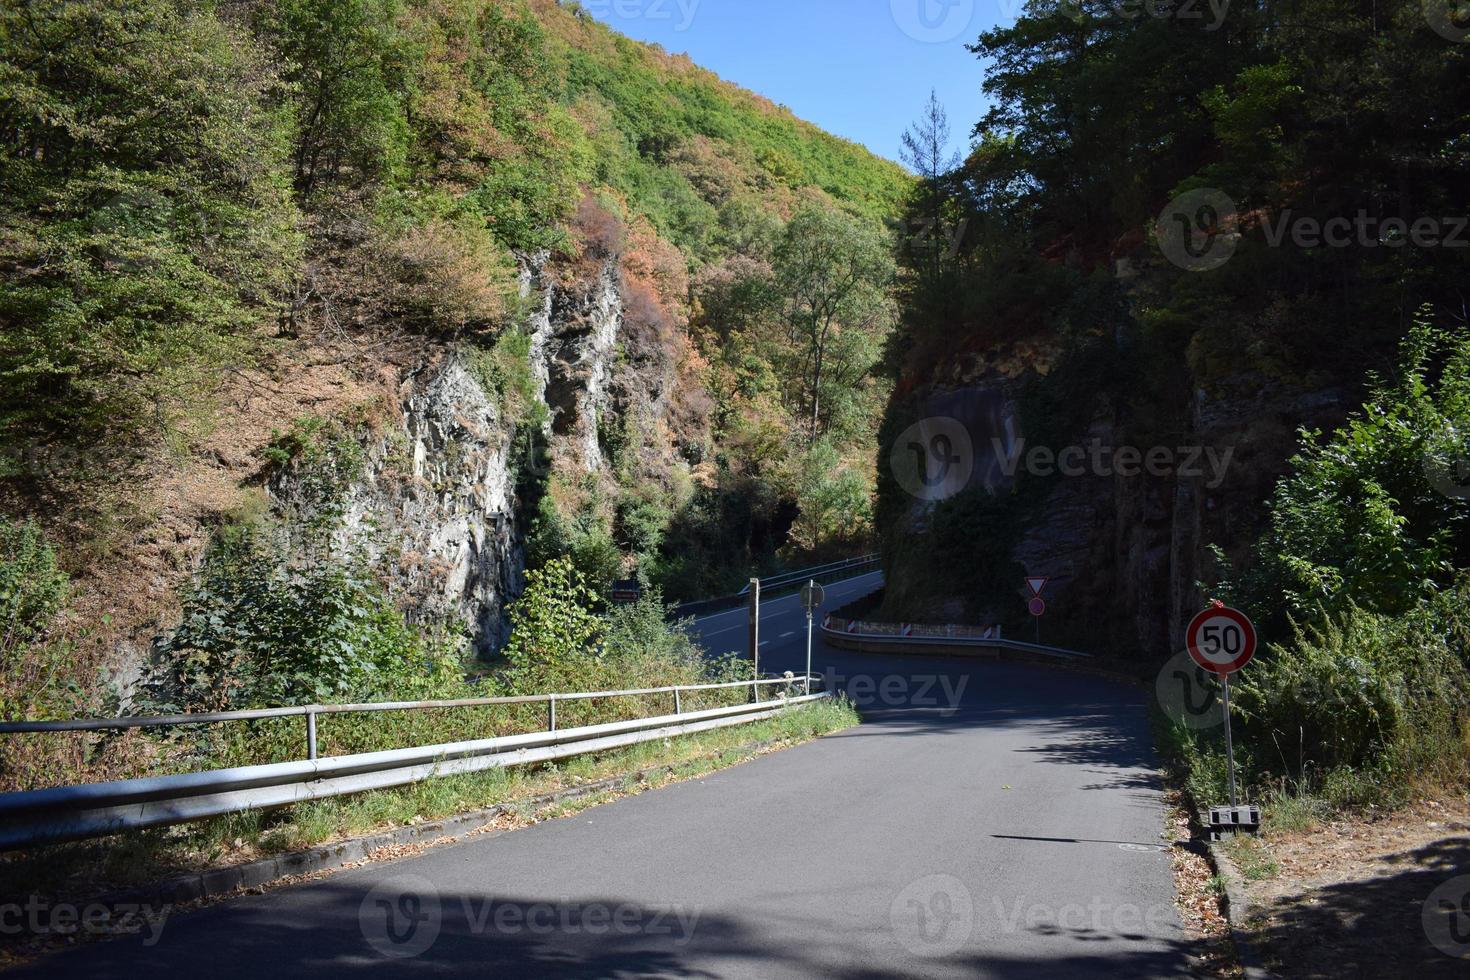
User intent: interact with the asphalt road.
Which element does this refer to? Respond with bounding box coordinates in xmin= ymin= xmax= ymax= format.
xmin=21 ymin=573 xmax=1187 ymax=979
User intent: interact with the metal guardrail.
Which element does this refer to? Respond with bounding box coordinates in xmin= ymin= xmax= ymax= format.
xmin=822 ymin=616 xmax=1092 ymax=661
xmin=0 ymin=677 xmax=815 ymax=759
xmin=673 ymin=554 xmax=881 ymax=618
xmin=0 ymin=675 xmax=829 ymax=850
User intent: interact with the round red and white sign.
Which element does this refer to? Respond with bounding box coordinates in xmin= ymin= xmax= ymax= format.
xmin=1186 ymin=605 xmax=1258 ymax=676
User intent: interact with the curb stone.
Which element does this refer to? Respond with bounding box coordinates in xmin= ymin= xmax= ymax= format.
xmin=1207 ymin=837 xmax=1277 ymax=980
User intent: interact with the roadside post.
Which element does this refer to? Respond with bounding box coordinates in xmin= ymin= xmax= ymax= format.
xmin=800 ymin=580 xmax=826 ymax=694
xmin=1186 ymin=601 xmax=1261 ymax=837
xmin=1025 ymin=577 xmax=1049 ymax=643
xmin=748 ymin=577 xmax=761 ymax=700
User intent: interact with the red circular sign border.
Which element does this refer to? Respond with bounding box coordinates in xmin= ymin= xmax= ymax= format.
xmin=1186 ymin=606 xmax=1257 ymax=676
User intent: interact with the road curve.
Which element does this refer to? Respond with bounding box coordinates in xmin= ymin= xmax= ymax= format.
xmin=17 ymin=573 xmax=1187 ymax=978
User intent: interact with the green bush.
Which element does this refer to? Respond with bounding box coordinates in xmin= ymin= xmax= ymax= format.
xmin=147 ymin=526 xmax=465 ymax=712
xmin=0 ymin=520 xmax=86 ymax=789
xmin=1237 ymin=605 xmax=1463 ymax=771
xmin=498 ymin=557 xmax=607 ymax=694
xmin=0 ymin=521 xmax=69 ymax=655
xmin=1223 ymin=316 xmax=1470 ymax=625
xmin=492 ymin=558 xmax=747 ymax=730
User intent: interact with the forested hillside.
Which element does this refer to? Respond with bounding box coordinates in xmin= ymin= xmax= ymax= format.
xmin=878 ymin=0 xmax=1470 ymax=806
xmin=0 ymin=0 xmax=909 ymax=737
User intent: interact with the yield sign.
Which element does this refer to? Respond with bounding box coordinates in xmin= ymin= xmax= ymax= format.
xmin=1025 ymin=576 xmax=1050 ymax=597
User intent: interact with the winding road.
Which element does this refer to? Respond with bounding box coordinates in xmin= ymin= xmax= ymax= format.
xmin=19 ymin=573 xmax=1188 ymax=978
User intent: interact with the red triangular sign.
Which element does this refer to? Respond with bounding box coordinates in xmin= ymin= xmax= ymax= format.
xmin=1026 ymin=577 xmax=1049 ymax=597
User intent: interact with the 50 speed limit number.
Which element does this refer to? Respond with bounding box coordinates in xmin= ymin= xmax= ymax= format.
xmin=1186 ymin=604 xmax=1258 ymax=677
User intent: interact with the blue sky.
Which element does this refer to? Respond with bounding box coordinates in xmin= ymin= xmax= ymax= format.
xmin=578 ymin=0 xmax=1013 ymax=166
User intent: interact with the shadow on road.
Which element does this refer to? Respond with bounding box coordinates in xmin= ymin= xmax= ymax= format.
xmin=39 ymin=881 xmax=1203 ymax=979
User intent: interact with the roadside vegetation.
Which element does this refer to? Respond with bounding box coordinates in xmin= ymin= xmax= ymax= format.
xmin=871 ymin=0 xmax=1470 ymax=818
xmin=1162 ymin=319 xmax=1470 ymax=816
xmin=0 ymin=511 xmax=767 ymax=791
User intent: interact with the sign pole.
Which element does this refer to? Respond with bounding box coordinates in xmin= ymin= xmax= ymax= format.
xmin=748 ymin=578 xmax=760 ymax=701
xmin=805 ymin=608 xmax=814 ymax=695
xmin=1221 ymin=673 xmax=1237 ymax=809
xmin=798 ymin=580 xmax=824 ymax=696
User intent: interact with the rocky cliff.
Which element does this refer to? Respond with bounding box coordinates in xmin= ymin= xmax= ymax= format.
xmin=257 ymin=242 xmax=681 ymax=660
xmin=878 ymin=334 xmax=1352 ymax=657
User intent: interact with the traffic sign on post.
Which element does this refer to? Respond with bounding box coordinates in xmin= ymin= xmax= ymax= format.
xmin=801 ymin=580 xmax=824 ymax=695
xmin=1186 ymin=602 xmax=1258 ymax=811
xmin=800 ymin=581 xmax=825 ymax=610
xmin=1025 ymin=576 xmax=1050 ymax=642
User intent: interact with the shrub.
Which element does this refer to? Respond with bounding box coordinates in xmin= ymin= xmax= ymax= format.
xmin=0 ymin=521 xmax=69 ymax=656
xmin=1232 ymin=589 xmax=1470 ymax=801
xmin=146 ymin=525 xmax=465 ymax=712
xmin=0 ymin=520 xmax=86 ymax=789
xmin=498 ymin=558 xmax=607 ymax=694
xmin=1224 ymin=315 xmax=1470 ymax=624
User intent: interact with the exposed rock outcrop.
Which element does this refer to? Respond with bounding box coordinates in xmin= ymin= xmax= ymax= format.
xmin=879 ymin=357 xmax=1349 ymax=656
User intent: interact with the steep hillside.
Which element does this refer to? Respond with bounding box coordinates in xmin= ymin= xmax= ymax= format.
xmin=877 ymin=2 xmax=1470 ymax=654
xmin=0 ymin=0 xmax=909 ymax=722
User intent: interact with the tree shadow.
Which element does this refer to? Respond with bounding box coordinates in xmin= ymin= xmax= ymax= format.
xmin=1242 ymin=835 xmax=1470 ymax=979
xmin=15 ymin=881 xmax=1202 ymax=979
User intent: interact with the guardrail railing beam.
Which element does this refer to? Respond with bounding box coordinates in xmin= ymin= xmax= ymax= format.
xmin=0 ymin=674 xmax=829 ymax=851
xmin=0 ymin=687 xmax=833 ymax=851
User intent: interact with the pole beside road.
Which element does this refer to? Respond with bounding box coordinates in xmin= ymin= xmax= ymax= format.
xmin=800 ymin=580 xmax=825 ymax=696
xmin=748 ymin=577 xmax=760 ymax=699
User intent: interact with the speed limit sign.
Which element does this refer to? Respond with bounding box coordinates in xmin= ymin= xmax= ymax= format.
xmin=1186 ymin=602 xmax=1258 ymax=811
xmin=1186 ymin=605 xmax=1257 ymax=676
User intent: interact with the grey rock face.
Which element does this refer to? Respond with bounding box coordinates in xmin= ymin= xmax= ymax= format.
xmin=335 ymin=354 xmax=524 ymax=656
xmin=529 ymin=256 xmax=623 ymax=473
xmin=285 ymin=256 xmax=627 ymax=655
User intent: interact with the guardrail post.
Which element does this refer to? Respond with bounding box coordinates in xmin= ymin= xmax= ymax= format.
xmin=306 ymin=708 xmax=318 ymax=762
xmin=673 ymin=688 xmax=682 ymax=715
xmin=548 ymin=696 xmax=557 ymax=733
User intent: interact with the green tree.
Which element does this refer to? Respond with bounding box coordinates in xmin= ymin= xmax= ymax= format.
xmin=1230 ymin=315 xmax=1470 ymax=624
xmin=0 ymin=0 xmax=301 ymax=462
xmin=899 ymin=90 xmax=961 ymax=283
xmin=501 ymin=557 xmax=605 ymax=692
xmin=790 ymin=440 xmax=872 ymax=554
xmin=260 ymin=0 xmax=411 ymax=195
xmin=774 ymin=204 xmax=895 ymax=442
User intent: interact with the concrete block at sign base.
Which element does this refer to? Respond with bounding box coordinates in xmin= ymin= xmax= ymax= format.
xmin=1208 ymin=805 xmax=1262 ymax=840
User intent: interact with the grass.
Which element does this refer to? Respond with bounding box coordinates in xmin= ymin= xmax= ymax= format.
xmin=1259 ymin=786 xmax=1331 ymax=835
xmin=0 ymin=698 xmax=859 ymax=902
xmin=1222 ymin=834 xmax=1280 ymax=882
